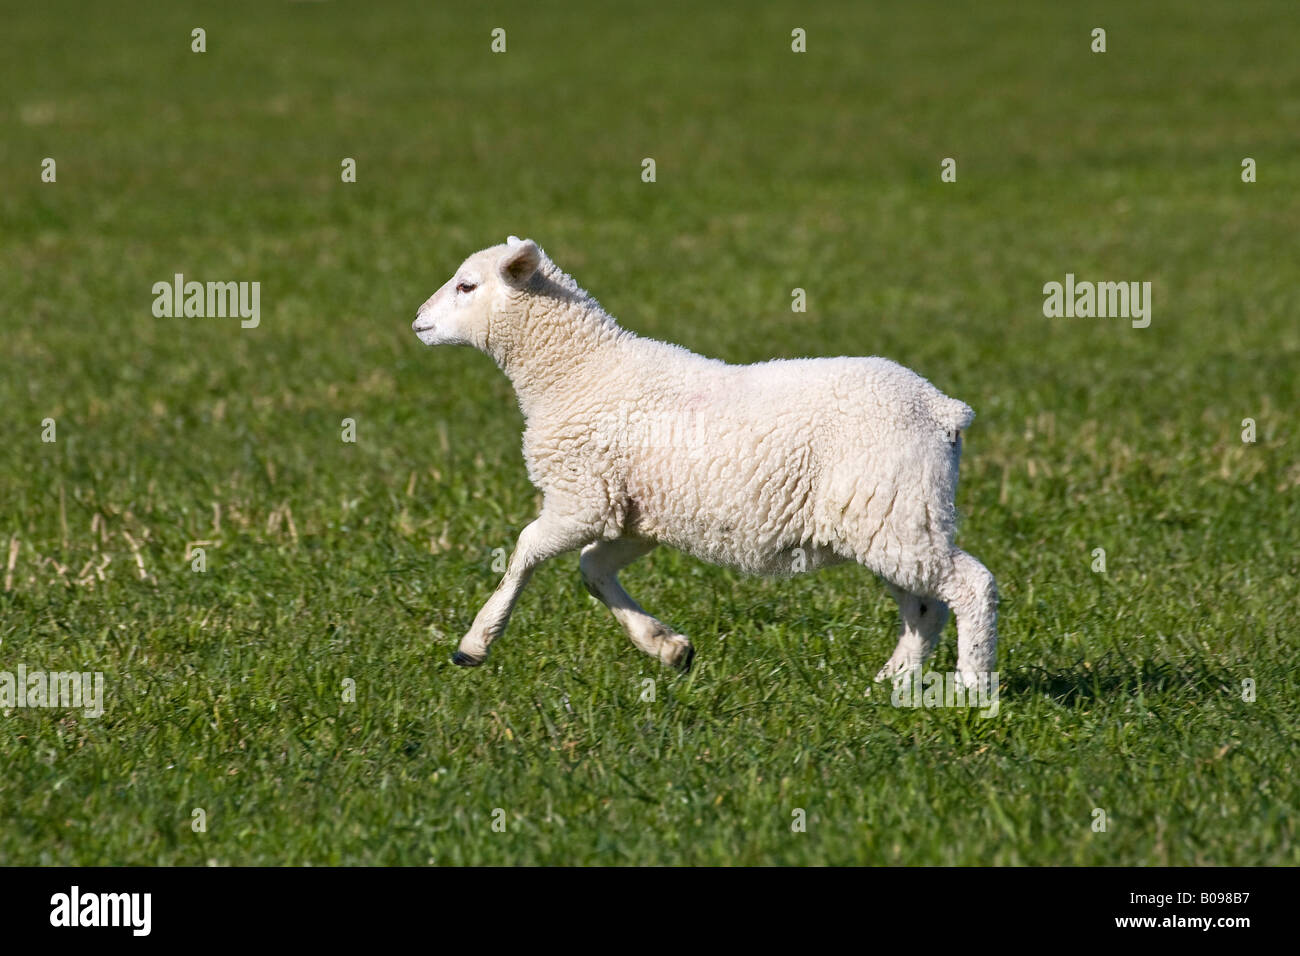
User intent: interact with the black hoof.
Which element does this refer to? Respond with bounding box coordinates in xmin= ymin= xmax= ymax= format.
xmin=452 ymin=650 xmax=484 ymax=667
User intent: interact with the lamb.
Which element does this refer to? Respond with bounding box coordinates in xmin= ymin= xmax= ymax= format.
xmin=412 ymin=237 xmax=997 ymax=686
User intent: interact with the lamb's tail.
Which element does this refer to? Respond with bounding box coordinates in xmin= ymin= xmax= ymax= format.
xmin=934 ymin=395 xmax=975 ymax=433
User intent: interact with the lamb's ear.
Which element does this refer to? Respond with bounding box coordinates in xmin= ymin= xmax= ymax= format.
xmin=498 ymin=239 xmax=541 ymax=286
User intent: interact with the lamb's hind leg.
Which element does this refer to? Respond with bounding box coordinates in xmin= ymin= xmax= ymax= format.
xmin=579 ymin=537 xmax=694 ymax=670
xmin=933 ymin=548 xmax=998 ymax=687
xmin=874 ymin=584 xmax=949 ymax=682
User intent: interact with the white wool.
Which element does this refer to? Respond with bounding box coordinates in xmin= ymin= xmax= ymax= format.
xmin=413 ymin=239 xmax=997 ymax=684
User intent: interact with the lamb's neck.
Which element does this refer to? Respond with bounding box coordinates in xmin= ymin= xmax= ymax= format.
xmin=492 ymin=299 xmax=627 ymax=419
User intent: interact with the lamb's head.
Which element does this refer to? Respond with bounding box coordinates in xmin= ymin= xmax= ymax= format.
xmin=412 ymin=236 xmax=542 ymax=349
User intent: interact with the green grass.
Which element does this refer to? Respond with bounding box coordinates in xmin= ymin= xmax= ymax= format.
xmin=1 ymin=0 xmax=1297 ymax=865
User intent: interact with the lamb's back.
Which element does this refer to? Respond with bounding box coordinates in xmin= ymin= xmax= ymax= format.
xmin=605 ymin=351 xmax=964 ymax=571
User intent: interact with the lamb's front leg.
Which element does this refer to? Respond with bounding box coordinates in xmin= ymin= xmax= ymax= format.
xmin=579 ymin=537 xmax=694 ymax=670
xmin=453 ymin=512 xmax=596 ymax=666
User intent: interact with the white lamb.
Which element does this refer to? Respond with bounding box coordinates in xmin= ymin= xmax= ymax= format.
xmin=412 ymin=237 xmax=997 ymax=685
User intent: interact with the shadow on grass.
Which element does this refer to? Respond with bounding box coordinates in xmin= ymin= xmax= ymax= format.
xmin=1000 ymin=652 xmax=1238 ymax=706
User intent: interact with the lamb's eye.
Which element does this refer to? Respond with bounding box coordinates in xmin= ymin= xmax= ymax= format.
xmin=456 ymin=281 xmax=477 ymax=294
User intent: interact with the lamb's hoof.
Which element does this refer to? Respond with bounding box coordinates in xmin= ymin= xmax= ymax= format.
xmin=452 ymin=650 xmax=485 ymax=667
xmin=955 ymin=669 xmax=991 ymax=692
xmin=660 ymin=637 xmax=694 ymax=672
xmin=874 ymin=658 xmax=920 ymax=683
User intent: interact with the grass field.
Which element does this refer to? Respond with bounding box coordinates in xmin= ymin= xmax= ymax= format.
xmin=1 ymin=0 xmax=1297 ymax=865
